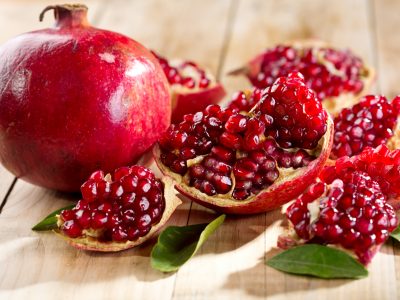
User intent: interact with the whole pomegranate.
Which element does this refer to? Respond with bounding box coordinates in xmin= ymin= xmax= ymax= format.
xmin=0 ymin=4 xmax=170 ymax=191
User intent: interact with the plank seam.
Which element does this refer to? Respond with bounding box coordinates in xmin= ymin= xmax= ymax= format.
xmin=216 ymin=0 xmax=240 ymax=81
xmin=0 ymin=177 xmax=17 ymax=214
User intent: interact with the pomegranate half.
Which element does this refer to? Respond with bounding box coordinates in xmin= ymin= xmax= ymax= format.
xmin=155 ymin=73 xmax=334 ymax=214
xmin=230 ymin=40 xmax=374 ymax=115
xmin=0 ymin=4 xmax=171 ymax=191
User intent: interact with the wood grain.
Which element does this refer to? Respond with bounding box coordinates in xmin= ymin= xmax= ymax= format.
xmin=0 ymin=0 xmax=399 ymax=299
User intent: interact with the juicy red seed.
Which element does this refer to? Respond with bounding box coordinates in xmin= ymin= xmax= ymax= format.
xmin=136 ymin=214 xmax=152 ymax=231
xmin=98 ymin=203 xmax=112 ymax=213
xmin=134 ymin=196 xmax=150 ymax=212
xmin=220 ymin=132 xmax=242 ymax=149
xmin=232 ymin=189 xmax=250 ymax=200
xmin=75 ymin=210 xmax=91 ymax=229
xmin=121 ymin=209 xmax=136 ymax=224
xmin=89 ymin=170 xmax=105 ymax=181
xmin=121 ymin=175 xmax=138 ymax=192
xmin=213 ymin=174 xmax=232 ymax=194
xmin=91 ymin=211 xmax=108 ymax=229
xmin=111 ymin=226 xmax=128 ymax=242
xmin=225 ymin=114 xmax=248 ymax=133
xmin=114 ymin=166 xmax=131 ymax=181
xmin=211 ymin=146 xmax=234 ymax=162
xmin=60 ymin=210 xmax=76 ymax=221
xmin=81 ymin=180 xmax=97 ymax=202
xmin=200 ymin=181 xmax=216 ymax=196
xmin=127 ymin=228 xmax=140 ymax=241
xmin=62 ymin=220 xmax=82 ymax=238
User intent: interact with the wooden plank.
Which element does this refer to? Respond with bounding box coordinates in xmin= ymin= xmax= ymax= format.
xmin=0 ymin=0 xmax=231 ymax=299
xmin=373 ymin=0 xmax=400 ymax=298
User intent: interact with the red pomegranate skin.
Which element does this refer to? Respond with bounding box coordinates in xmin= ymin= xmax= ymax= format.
xmin=0 ymin=5 xmax=171 ymax=192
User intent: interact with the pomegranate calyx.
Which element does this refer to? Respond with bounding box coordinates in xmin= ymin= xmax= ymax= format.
xmin=39 ymin=4 xmax=89 ymax=28
xmin=55 ymin=176 xmax=181 ymax=252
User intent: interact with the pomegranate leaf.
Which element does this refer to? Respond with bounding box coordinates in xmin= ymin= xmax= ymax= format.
xmin=151 ymin=214 xmax=225 ymax=272
xmin=266 ymin=244 xmax=368 ymax=279
xmin=32 ymin=204 xmax=75 ymax=231
xmin=390 ymin=225 xmax=400 ymax=242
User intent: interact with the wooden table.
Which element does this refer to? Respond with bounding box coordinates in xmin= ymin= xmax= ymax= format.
xmin=0 ymin=0 xmax=399 ymax=299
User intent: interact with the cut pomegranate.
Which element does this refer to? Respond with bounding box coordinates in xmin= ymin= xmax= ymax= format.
xmin=230 ymin=40 xmax=374 ymax=115
xmin=331 ymin=95 xmax=400 ymax=159
xmin=152 ymin=51 xmax=226 ymax=123
xmin=280 ymin=165 xmax=398 ymax=265
xmin=155 ymin=73 xmax=333 ymax=214
xmin=56 ymin=166 xmax=180 ymax=251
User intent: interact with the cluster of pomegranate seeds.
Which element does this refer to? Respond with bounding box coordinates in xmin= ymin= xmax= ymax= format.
xmin=335 ymin=145 xmax=400 ymax=199
xmin=159 ymin=73 xmax=325 ymax=201
xmin=253 ymin=72 xmax=328 ymax=149
xmin=151 ymin=51 xmax=211 ymax=89
xmin=60 ymin=166 xmax=165 ymax=242
xmin=228 ymin=89 xmax=265 ymax=113
xmin=331 ymin=95 xmax=400 ymax=159
xmin=286 ymin=170 xmax=398 ymax=264
xmin=249 ymin=45 xmax=365 ymax=101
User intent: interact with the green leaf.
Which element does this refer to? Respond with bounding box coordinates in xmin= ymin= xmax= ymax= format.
xmin=390 ymin=224 xmax=400 ymax=242
xmin=32 ymin=204 xmax=75 ymax=231
xmin=266 ymin=244 xmax=368 ymax=279
xmin=151 ymin=214 xmax=225 ymax=272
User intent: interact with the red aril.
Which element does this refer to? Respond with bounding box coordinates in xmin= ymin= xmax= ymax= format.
xmin=155 ymin=73 xmax=333 ymax=214
xmin=57 ymin=166 xmax=180 ymax=251
xmin=152 ymin=51 xmax=226 ymax=123
xmin=331 ymin=95 xmax=400 ymax=159
xmin=230 ymin=40 xmax=374 ymax=115
xmin=0 ymin=4 xmax=170 ymax=192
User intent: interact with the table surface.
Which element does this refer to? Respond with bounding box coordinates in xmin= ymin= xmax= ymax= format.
xmin=1 ymin=0 xmax=399 ymax=299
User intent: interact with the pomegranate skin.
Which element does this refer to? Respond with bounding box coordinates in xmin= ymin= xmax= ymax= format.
xmin=0 ymin=5 xmax=171 ymax=192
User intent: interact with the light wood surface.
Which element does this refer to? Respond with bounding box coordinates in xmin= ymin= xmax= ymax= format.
xmin=0 ymin=0 xmax=399 ymax=299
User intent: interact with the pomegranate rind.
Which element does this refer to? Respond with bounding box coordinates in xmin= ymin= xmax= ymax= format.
xmin=54 ymin=177 xmax=181 ymax=252
xmin=171 ymin=83 xmax=226 ymax=123
xmin=154 ymin=116 xmax=334 ymax=214
xmin=231 ymin=40 xmax=375 ymax=116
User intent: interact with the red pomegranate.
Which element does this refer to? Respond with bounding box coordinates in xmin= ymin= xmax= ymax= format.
xmin=230 ymin=40 xmax=374 ymax=115
xmin=152 ymin=51 xmax=226 ymax=123
xmin=155 ymin=73 xmax=333 ymax=214
xmin=57 ymin=166 xmax=180 ymax=251
xmin=279 ymin=152 xmax=399 ymax=265
xmin=0 ymin=4 xmax=171 ymax=191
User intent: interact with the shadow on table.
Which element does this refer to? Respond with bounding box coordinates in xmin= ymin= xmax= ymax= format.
xmin=222 ymin=247 xmax=351 ymax=298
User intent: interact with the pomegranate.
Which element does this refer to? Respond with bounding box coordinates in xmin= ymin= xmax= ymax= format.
xmin=331 ymin=95 xmax=400 ymax=159
xmin=154 ymin=73 xmax=333 ymax=214
xmin=0 ymin=4 xmax=170 ymax=192
xmin=152 ymin=51 xmax=226 ymax=123
xmin=56 ymin=166 xmax=180 ymax=251
xmin=279 ymin=158 xmax=399 ymax=265
xmin=230 ymin=40 xmax=374 ymax=115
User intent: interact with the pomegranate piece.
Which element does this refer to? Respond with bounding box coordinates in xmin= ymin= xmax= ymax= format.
xmin=230 ymin=40 xmax=374 ymax=115
xmin=152 ymin=51 xmax=226 ymax=123
xmin=57 ymin=166 xmax=180 ymax=251
xmin=331 ymin=95 xmax=400 ymax=159
xmin=281 ymin=168 xmax=398 ymax=265
xmin=155 ymin=73 xmax=334 ymax=214
xmin=0 ymin=5 xmax=171 ymax=192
